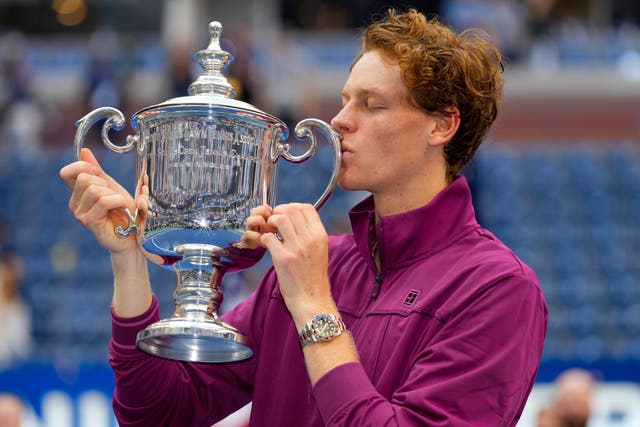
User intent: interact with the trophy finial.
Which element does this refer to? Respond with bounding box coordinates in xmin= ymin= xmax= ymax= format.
xmin=208 ymin=21 xmax=223 ymax=50
xmin=188 ymin=20 xmax=236 ymax=98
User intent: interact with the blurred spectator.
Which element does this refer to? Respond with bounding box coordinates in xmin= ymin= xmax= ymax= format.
xmin=0 ymin=251 xmax=32 ymax=369
xmin=168 ymin=40 xmax=194 ymax=98
xmin=279 ymin=0 xmax=443 ymax=29
xmin=526 ymin=0 xmax=558 ymax=38
xmin=223 ymin=27 xmax=257 ymax=106
xmin=537 ymin=404 xmax=563 ymax=427
xmin=0 ymin=393 xmax=23 ymax=427
xmin=537 ymin=368 xmax=596 ymax=427
xmin=0 ymin=31 xmax=44 ymax=169
xmin=87 ymin=28 xmax=124 ymax=110
xmin=442 ymin=0 xmax=529 ymax=61
xmin=553 ymin=368 xmax=595 ymax=427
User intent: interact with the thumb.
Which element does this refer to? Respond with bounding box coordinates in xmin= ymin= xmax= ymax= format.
xmin=80 ymin=147 xmax=100 ymax=167
xmin=80 ymin=147 xmax=127 ymax=195
xmin=80 ymin=147 xmax=114 ymax=184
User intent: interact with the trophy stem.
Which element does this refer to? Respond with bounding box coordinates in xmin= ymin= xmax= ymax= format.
xmin=173 ymin=254 xmax=224 ymax=322
xmin=136 ymin=244 xmax=253 ymax=363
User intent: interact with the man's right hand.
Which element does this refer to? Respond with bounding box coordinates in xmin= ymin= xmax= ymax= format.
xmin=59 ymin=147 xmax=139 ymax=255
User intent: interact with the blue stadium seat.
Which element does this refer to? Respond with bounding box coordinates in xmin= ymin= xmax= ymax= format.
xmin=475 ymin=143 xmax=640 ymax=363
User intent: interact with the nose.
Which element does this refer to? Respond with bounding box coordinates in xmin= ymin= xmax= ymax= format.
xmin=330 ymin=104 xmax=353 ymax=134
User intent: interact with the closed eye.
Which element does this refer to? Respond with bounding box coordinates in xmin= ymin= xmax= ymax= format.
xmin=366 ymin=102 xmax=386 ymax=110
xmin=363 ymin=93 xmax=388 ymax=111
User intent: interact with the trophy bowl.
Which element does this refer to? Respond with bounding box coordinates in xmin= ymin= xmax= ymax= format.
xmin=73 ymin=21 xmax=341 ymax=363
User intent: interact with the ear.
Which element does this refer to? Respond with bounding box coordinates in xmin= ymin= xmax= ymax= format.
xmin=427 ymin=108 xmax=460 ymax=148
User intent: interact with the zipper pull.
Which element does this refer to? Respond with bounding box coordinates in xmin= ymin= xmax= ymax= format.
xmin=372 ymin=273 xmax=382 ymax=299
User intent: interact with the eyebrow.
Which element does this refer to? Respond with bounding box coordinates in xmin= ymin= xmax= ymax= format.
xmin=341 ymin=88 xmax=387 ymax=100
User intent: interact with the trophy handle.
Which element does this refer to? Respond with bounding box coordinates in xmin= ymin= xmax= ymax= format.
xmin=74 ymin=106 xmax=140 ymax=237
xmin=272 ymin=118 xmax=342 ymax=210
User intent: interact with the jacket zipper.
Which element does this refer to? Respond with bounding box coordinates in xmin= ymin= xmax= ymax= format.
xmin=369 ymin=235 xmax=383 ymax=301
xmin=371 ymin=272 xmax=382 ymax=299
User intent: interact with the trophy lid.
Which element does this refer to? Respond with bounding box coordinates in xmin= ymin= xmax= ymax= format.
xmin=133 ymin=21 xmax=282 ymax=125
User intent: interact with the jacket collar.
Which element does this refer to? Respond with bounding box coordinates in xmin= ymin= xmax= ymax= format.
xmin=348 ymin=176 xmax=479 ymax=272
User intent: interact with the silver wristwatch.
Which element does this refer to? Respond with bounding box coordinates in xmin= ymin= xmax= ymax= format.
xmin=298 ymin=313 xmax=346 ymax=347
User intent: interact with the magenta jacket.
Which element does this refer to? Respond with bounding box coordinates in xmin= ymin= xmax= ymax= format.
xmin=110 ymin=176 xmax=548 ymax=426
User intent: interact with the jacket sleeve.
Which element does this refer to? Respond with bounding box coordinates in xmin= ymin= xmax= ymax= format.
xmin=109 ymin=275 xmax=271 ymax=427
xmin=311 ymin=274 xmax=548 ymax=426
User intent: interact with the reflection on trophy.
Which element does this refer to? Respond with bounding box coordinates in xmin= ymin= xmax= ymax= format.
xmin=73 ymin=21 xmax=341 ymax=363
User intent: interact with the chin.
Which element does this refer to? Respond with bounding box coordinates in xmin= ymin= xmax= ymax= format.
xmin=337 ymin=169 xmax=373 ymax=192
xmin=337 ymin=179 xmax=366 ymax=193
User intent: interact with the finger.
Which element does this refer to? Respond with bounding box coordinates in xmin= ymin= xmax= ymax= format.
xmin=71 ymin=171 xmax=134 ymax=216
xmin=135 ymin=191 xmax=149 ymax=220
xmin=299 ymin=204 xmax=327 ymax=237
xmin=68 ymin=172 xmax=110 ymax=211
xmin=76 ymin=184 xmax=132 ymax=219
xmin=80 ymin=147 xmax=133 ymax=196
xmin=249 ymin=205 xmax=273 ymax=221
xmin=272 ymin=203 xmax=314 ymax=239
xmin=80 ymin=147 xmax=99 ymax=167
xmin=285 ymin=203 xmax=314 ymax=235
xmin=76 ymin=192 xmax=133 ymax=229
xmin=60 ymin=160 xmax=101 ymax=191
xmin=239 ymin=230 xmax=263 ymax=249
xmin=260 ymin=232 xmax=288 ymax=256
xmin=246 ymin=215 xmax=274 ymax=234
xmin=60 ymin=148 xmax=122 ymax=195
xmin=266 ymin=213 xmax=295 ymax=243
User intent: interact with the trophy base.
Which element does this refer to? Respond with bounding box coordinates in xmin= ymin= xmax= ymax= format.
xmin=136 ymin=317 xmax=253 ymax=363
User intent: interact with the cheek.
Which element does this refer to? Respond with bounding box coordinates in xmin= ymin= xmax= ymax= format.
xmin=366 ymin=117 xmax=403 ymax=151
xmin=376 ymin=118 xmax=428 ymax=156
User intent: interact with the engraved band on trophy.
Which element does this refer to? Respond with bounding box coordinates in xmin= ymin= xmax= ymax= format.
xmin=73 ymin=21 xmax=342 ymax=363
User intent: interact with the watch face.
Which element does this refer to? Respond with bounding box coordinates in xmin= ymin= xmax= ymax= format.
xmin=312 ymin=314 xmax=336 ymax=339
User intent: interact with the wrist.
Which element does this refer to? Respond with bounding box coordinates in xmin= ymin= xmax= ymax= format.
xmin=298 ymin=313 xmax=346 ymax=347
xmin=111 ymin=246 xmax=152 ymax=318
xmin=111 ymin=246 xmax=147 ymax=276
xmin=290 ymin=301 xmax=340 ymax=333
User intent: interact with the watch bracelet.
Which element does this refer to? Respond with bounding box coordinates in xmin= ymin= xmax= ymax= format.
xmin=298 ymin=314 xmax=346 ymax=346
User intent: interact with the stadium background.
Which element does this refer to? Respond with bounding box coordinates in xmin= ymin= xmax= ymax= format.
xmin=0 ymin=0 xmax=639 ymax=425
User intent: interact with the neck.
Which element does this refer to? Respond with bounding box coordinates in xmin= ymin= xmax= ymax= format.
xmin=373 ymin=174 xmax=449 ymax=221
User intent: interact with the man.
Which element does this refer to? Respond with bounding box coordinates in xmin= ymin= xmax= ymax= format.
xmin=61 ymin=8 xmax=547 ymax=426
xmin=537 ymin=369 xmax=595 ymax=427
xmin=0 ymin=394 xmax=23 ymax=427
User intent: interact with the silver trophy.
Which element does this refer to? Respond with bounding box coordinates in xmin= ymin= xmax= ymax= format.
xmin=73 ymin=21 xmax=341 ymax=363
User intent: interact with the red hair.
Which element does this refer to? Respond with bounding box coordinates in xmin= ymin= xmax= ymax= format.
xmin=357 ymin=9 xmax=504 ymax=180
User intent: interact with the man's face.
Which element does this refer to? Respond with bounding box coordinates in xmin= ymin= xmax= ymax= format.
xmin=331 ymin=50 xmax=440 ymax=196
